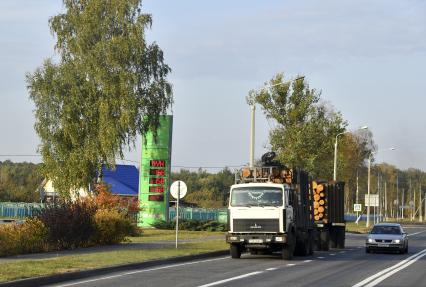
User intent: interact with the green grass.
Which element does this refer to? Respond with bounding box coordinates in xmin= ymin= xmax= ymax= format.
xmin=128 ymin=229 xmax=225 ymax=243
xmin=346 ymin=221 xmax=370 ymax=234
xmin=0 ymin=240 xmax=228 ymax=283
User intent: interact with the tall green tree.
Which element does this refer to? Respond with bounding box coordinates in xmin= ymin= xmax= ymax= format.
xmin=251 ymin=73 xmax=347 ymax=179
xmin=26 ymin=0 xmax=172 ymax=195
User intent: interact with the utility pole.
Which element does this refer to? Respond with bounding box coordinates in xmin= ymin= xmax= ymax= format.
xmin=249 ymin=104 xmax=255 ymax=169
xmin=419 ymin=184 xmax=422 ymax=222
xmin=402 ymin=188 xmax=405 ymax=220
xmin=366 ymin=156 xmax=371 ymax=227
xmin=396 ymin=175 xmax=399 ymax=220
xmin=356 ymin=170 xmax=359 ymax=221
xmin=384 ymin=181 xmax=387 ymax=221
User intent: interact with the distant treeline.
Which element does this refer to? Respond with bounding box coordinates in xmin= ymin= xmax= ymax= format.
xmin=0 ymin=161 xmax=43 ymax=202
xmin=171 ymin=168 xmax=234 ymax=208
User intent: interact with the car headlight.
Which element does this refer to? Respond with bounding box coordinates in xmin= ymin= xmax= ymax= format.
xmin=368 ymin=238 xmax=374 ymax=243
xmin=229 ymin=236 xmax=238 ymax=241
xmin=394 ymin=239 xmax=401 ymax=244
xmin=275 ymin=236 xmax=284 ymax=242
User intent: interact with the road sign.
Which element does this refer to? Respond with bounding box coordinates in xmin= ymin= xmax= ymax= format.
xmin=365 ymin=194 xmax=379 ymax=207
xmin=354 ymin=203 xmax=362 ymax=212
xmin=170 ymin=181 xmax=187 ymax=199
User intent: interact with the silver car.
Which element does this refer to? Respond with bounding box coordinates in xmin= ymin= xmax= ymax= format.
xmin=366 ymin=223 xmax=408 ymax=254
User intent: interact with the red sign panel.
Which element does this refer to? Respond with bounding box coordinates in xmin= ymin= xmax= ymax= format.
xmin=150 ymin=160 xmax=166 ymax=167
xmin=149 ymin=169 xmax=165 ymax=176
xmin=149 ymin=177 xmax=165 ymax=185
xmin=149 ymin=186 xmax=165 ymax=193
xmin=149 ymin=195 xmax=164 ymax=202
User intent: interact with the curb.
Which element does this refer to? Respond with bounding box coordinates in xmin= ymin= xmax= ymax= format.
xmin=0 ymin=250 xmax=229 ymax=287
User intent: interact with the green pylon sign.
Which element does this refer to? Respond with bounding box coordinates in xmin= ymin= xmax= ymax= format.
xmin=138 ymin=115 xmax=173 ymax=227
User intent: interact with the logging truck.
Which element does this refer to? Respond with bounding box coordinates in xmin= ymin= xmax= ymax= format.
xmin=226 ymin=152 xmax=346 ymax=259
xmin=226 ymin=152 xmax=315 ymax=260
xmin=312 ymin=181 xmax=346 ymax=251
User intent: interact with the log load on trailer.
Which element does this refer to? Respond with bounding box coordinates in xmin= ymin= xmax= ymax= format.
xmin=312 ymin=181 xmax=346 ymax=251
xmin=226 ymin=152 xmax=315 ymax=260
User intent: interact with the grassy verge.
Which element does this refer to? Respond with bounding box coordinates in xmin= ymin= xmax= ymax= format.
xmin=346 ymin=221 xmax=370 ymax=234
xmin=128 ymin=229 xmax=225 ymax=243
xmin=0 ymin=240 xmax=228 ymax=283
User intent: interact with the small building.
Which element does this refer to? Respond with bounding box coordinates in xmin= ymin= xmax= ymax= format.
xmin=38 ymin=164 xmax=139 ymax=202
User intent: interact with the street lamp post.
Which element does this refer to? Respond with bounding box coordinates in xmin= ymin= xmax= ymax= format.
xmin=333 ymin=126 xmax=368 ymax=181
xmin=366 ymin=147 xmax=395 ymax=227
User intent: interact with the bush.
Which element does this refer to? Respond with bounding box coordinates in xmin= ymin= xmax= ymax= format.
xmin=0 ymin=218 xmax=48 ymax=256
xmin=93 ymin=209 xmax=137 ymax=245
xmin=153 ymin=219 xmax=226 ymax=232
xmin=36 ymin=201 xmax=97 ymax=249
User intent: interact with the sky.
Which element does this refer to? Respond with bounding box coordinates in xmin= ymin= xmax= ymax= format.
xmin=0 ymin=0 xmax=425 ymax=172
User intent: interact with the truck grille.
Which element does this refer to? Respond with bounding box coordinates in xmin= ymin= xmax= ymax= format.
xmin=233 ymin=219 xmax=279 ymax=232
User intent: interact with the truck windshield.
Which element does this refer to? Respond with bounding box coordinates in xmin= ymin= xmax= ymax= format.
xmin=230 ymin=186 xmax=283 ymax=207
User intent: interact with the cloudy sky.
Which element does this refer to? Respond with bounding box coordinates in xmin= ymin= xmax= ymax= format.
xmin=0 ymin=0 xmax=425 ymax=171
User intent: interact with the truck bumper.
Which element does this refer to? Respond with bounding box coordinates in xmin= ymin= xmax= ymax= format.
xmin=226 ymin=233 xmax=287 ymax=248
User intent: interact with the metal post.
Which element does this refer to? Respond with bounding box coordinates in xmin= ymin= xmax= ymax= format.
xmin=378 ymin=172 xmax=380 ymax=222
xmin=384 ymin=181 xmax=387 ymax=221
xmin=420 ymin=184 xmax=423 ymax=222
xmin=249 ymin=104 xmax=255 ymax=169
xmin=396 ymin=175 xmax=399 ymax=220
xmin=402 ymin=188 xmax=405 ymax=220
xmin=356 ymin=170 xmax=359 ymax=223
xmin=366 ymin=156 xmax=371 ymax=227
xmin=333 ymin=137 xmax=338 ymax=181
xmin=175 ymin=181 xmax=180 ymax=249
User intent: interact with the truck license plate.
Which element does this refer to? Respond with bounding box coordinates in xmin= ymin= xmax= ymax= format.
xmin=378 ymin=243 xmax=389 ymax=247
xmin=249 ymin=239 xmax=263 ymax=244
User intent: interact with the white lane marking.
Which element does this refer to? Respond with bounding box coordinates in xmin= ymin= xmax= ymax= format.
xmin=56 ymin=257 xmax=228 ymax=287
xmin=197 ymin=271 xmax=263 ymax=287
xmin=352 ymin=248 xmax=426 ymax=287
xmin=317 ymin=257 xmax=325 ymax=259
xmin=266 ymin=268 xmax=278 ymax=271
xmin=330 ymin=254 xmax=336 ymax=256
xmin=365 ymin=250 xmax=426 ymax=287
xmin=303 ymin=260 xmax=312 ymax=263
xmin=407 ymin=230 xmax=426 ymax=237
xmin=286 ymin=263 xmax=296 ymax=266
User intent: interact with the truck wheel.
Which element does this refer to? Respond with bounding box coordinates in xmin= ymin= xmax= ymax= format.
xmin=308 ymin=235 xmax=314 ymax=255
xmin=320 ymin=230 xmax=330 ymax=251
xmin=230 ymin=244 xmax=242 ymax=259
xmin=336 ymin=226 xmax=345 ymax=249
xmin=282 ymin=245 xmax=294 ymax=260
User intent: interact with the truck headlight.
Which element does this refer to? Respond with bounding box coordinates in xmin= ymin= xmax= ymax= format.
xmin=229 ymin=236 xmax=238 ymax=241
xmin=275 ymin=237 xmax=284 ymax=242
xmin=368 ymin=238 xmax=374 ymax=243
xmin=394 ymin=239 xmax=401 ymax=244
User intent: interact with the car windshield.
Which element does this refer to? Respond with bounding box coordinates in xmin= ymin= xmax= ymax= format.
xmin=371 ymin=226 xmax=402 ymax=235
xmin=230 ymin=186 xmax=283 ymax=207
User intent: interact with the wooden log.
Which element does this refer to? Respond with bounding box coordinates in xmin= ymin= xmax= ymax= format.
xmin=318 ymin=213 xmax=324 ymax=219
xmin=314 ymin=202 xmax=319 ymax=209
xmin=317 ymin=184 xmax=324 ymax=192
xmin=320 ymin=192 xmax=325 ymax=198
xmin=318 ymin=206 xmax=325 ymax=213
xmin=314 ymin=194 xmax=320 ymax=201
xmin=314 ymin=215 xmax=320 ymax=221
xmin=319 ymin=199 xmax=325 ymax=205
xmin=312 ymin=181 xmax=318 ymax=189
xmin=242 ymin=168 xmax=251 ymax=178
xmin=314 ymin=209 xmax=319 ymax=215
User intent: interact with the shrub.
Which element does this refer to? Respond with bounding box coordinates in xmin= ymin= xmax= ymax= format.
xmin=153 ymin=219 xmax=226 ymax=232
xmin=0 ymin=218 xmax=48 ymax=257
xmin=93 ymin=209 xmax=137 ymax=245
xmin=36 ymin=201 xmax=97 ymax=249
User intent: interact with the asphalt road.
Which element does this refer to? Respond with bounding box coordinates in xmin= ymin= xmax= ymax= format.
xmin=49 ymin=225 xmax=426 ymax=287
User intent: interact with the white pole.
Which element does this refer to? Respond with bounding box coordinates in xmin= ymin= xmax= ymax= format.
xmin=385 ymin=181 xmax=387 ymax=221
xmin=175 ymin=181 xmax=180 ymax=249
xmin=420 ymin=184 xmax=423 ymax=222
xmin=396 ymin=175 xmax=399 ymax=220
xmin=249 ymin=104 xmax=255 ymax=169
xmin=402 ymin=188 xmax=405 ymax=220
xmin=356 ymin=170 xmax=359 ymax=224
xmin=366 ymin=156 xmax=371 ymax=227
xmin=333 ymin=137 xmax=338 ymax=181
